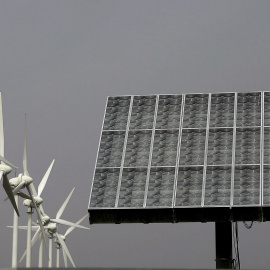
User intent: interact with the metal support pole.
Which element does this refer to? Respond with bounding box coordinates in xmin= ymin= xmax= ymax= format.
xmin=215 ymin=222 xmax=232 ymax=269
xmin=39 ymin=236 xmax=43 ymax=267
xmin=26 ymin=207 xmax=33 ymax=268
xmin=56 ymin=246 xmax=60 ymax=268
xmin=48 ymin=234 xmax=53 ymax=268
xmin=11 ymin=195 xmax=19 ymax=268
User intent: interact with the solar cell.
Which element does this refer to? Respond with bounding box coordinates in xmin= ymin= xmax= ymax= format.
xmin=89 ymin=91 xmax=270 ymax=224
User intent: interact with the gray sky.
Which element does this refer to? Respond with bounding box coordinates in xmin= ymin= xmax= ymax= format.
xmin=0 ymin=0 xmax=270 ymax=268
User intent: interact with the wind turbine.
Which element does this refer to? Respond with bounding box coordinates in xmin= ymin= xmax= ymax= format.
xmin=54 ymin=214 xmax=89 ymax=268
xmin=41 ymin=187 xmax=90 ymax=268
xmin=18 ymin=188 xmax=89 ymax=267
xmin=16 ymin=214 xmax=89 ymax=268
xmin=8 ymin=115 xmax=49 ymax=267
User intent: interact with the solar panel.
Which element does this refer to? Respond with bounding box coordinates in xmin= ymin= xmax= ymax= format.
xmin=89 ymin=92 xmax=270 ymax=224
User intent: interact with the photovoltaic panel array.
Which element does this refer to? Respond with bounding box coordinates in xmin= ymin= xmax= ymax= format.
xmin=88 ymin=92 xmax=270 ymax=224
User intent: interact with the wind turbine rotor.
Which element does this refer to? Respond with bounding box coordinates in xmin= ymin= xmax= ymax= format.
xmin=55 ymin=232 xmax=75 ymax=268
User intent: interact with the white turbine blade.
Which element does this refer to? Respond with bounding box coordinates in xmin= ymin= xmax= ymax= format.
xmin=30 ymin=183 xmax=37 ymax=196
xmin=64 ymin=214 xmax=89 ymax=237
xmin=23 ymin=114 xmax=29 ymax=176
xmin=55 ymin=232 xmax=75 ymax=268
xmin=51 ymin=218 xmax=90 ymax=230
xmin=62 ymin=246 xmax=68 ymax=267
xmin=0 ymin=155 xmax=18 ymax=170
xmin=10 ymin=181 xmax=25 ymax=196
xmin=0 ymin=170 xmax=4 ymax=182
xmin=17 ymin=191 xmax=31 ymax=200
xmin=56 ymin=187 xmax=75 ymax=219
xmin=31 ymin=222 xmax=51 ymax=232
xmin=19 ymin=227 xmax=41 ymax=263
xmin=7 ymin=225 xmax=39 ymax=230
xmin=0 ymin=92 xmax=4 ymax=157
xmin=38 ymin=159 xmax=55 ymax=197
xmin=26 ymin=185 xmax=49 ymax=259
xmin=3 ymin=174 xmax=19 ymax=216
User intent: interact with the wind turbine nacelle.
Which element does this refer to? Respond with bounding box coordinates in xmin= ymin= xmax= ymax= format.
xmin=34 ymin=196 xmax=43 ymax=205
xmin=9 ymin=177 xmax=20 ymax=188
xmin=47 ymin=223 xmax=57 ymax=233
xmin=23 ymin=199 xmax=32 ymax=207
xmin=41 ymin=215 xmax=50 ymax=225
xmin=21 ymin=175 xmax=33 ymax=185
xmin=0 ymin=164 xmax=12 ymax=175
xmin=23 ymin=197 xmax=43 ymax=207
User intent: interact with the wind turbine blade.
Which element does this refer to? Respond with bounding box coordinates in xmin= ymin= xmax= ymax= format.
xmin=0 ymin=170 xmax=3 ymax=182
xmin=62 ymin=246 xmax=68 ymax=267
xmin=38 ymin=159 xmax=55 ymax=197
xmin=7 ymin=225 xmax=40 ymax=231
xmin=51 ymin=218 xmax=90 ymax=230
xmin=17 ymin=191 xmax=31 ymax=200
xmin=7 ymin=225 xmax=26 ymax=230
xmin=64 ymin=214 xmax=89 ymax=237
xmin=55 ymin=232 xmax=75 ymax=268
xmin=0 ymin=155 xmax=18 ymax=170
xmin=56 ymin=187 xmax=75 ymax=219
xmin=26 ymin=185 xmax=49 ymax=260
xmin=9 ymin=181 xmax=25 ymax=197
xmin=23 ymin=114 xmax=29 ymax=176
xmin=3 ymin=174 xmax=19 ymax=216
xmin=19 ymin=227 xmax=41 ymax=263
xmin=31 ymin=222 xmax=50 ymax=234
xmin=0 ymin=92 xmax=4 ymax=157
xmin=30 ymin=182 xmax=37 ymax=196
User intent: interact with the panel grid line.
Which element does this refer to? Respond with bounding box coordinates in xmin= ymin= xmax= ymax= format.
xmin=115 ymin=96 xmax=134 ymax=207
xmin=261 ymin=92 xmax=264 ymax=206
xmin=230 ymin=92 xmax=238 ymax=206
xmin=173 ymin=94 xmax=185 ymax=207
xmin=143 ymin=95 xmax=159 ymax=208
xmin=201 ymin=94 xmax=211 ymax=207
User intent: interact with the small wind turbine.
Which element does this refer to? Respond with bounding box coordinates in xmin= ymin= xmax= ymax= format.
xmin=16 ymin=214 xmax=89 ymax=268
xmin=9 ymin=115 xmax=48 ymax=267
xmin=18 ymin=188 xmax=89 ymax=267
xmin=40 ymin=187 xmax=90 ymax=268
xmin=54 ymin=214 xmax=89 ymax=268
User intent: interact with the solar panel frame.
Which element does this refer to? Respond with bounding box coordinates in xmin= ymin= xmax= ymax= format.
xmin=89 ymin=91 xmax=270 ymax=223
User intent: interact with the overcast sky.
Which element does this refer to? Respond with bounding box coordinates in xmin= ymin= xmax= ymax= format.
xmin=1 ymin=0 xmax=270 ymax=268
